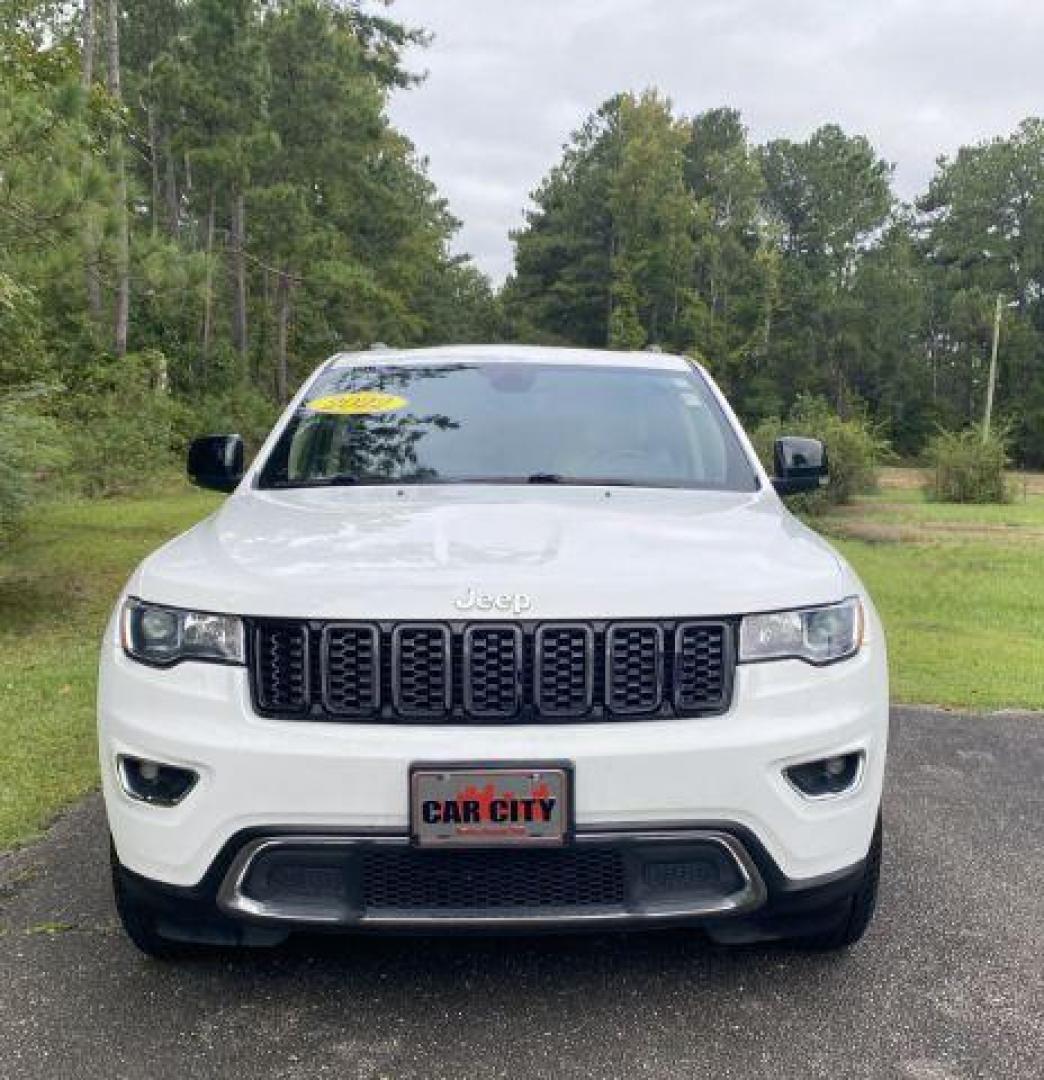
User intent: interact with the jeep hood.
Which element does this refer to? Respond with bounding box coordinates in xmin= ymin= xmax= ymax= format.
xmin=133 ymin=485 xmax=847 ymax=619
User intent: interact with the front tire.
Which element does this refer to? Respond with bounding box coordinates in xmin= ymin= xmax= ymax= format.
xmin=111 ymin=844 xmax=196 ymax=960
xmin=793 ymin=814 xmax=882 ymax=951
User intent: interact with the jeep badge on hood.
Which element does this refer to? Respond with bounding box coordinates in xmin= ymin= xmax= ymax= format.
xmin=453 ymin=587 xmax=533 ymax=615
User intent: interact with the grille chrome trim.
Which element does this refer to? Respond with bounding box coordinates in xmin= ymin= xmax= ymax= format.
xmin=605 ymin=621 xmax=664 ymax=715
xmin=216 ymin=830 xmax=767 ymax=927
xmin=462 ymin=623 xmax=523 ymax=718
xmin=534 ymin=623 xmax=595 ymax=717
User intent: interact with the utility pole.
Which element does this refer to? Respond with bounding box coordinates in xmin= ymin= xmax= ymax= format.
xmin=983 ymin=292 xmax=1002 ymax=442
xmin=106 ymin=0 xmax=130 ymax=357
xmin=82 ymin=0 xmax=102 ymax=323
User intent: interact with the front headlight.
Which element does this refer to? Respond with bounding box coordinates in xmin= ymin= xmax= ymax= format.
xmin=121 ymin=598 xmax=245 ymax=667
xmin=739 ymin=597 xmax=864 ymax=666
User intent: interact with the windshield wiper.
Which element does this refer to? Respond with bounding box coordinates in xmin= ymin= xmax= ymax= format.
xmin=270 ymin=474 xmax=680 ymax=490
xmin=448 ymin=474 xmax=653 ymax=487
xmin=271 ymin=474 xmax=362 ymax=488
xmin=526 ymin=474 xmax=653 ymax=487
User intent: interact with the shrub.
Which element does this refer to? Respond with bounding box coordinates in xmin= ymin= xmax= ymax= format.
xmin=0 ymin=272 xmax=51 ymax=391
xmin=751 ymin=394 xmax=890 ymax=511
xmin=0 ymin=387 xmax=69 ymax=538
xmin=923 ymin=427 xmax=1011 ymax=504
xmin=170 ymin=382 xmax=279 ymax=460
xmin=59 ymin=352 xmax=177 ymax=496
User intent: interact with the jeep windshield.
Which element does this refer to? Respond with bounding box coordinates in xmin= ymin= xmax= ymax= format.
xmin=257 ymin=361 xmax=759 ymax=492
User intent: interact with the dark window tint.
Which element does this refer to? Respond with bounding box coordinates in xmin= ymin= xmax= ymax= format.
xmin=258 ymin=362 xmax=758 ymax=492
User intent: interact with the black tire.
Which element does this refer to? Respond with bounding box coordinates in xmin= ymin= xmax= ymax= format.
xmin=793 ymin=814 xmax=882 ymax=952
xmin=110 ymin=844 xmax=197 ymax=960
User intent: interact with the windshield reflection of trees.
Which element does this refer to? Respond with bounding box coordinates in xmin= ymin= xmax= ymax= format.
xmin=310 ymin=364 xmax=464 ymax=482
xmin=334 ymin=412 xmax=459 ymax=481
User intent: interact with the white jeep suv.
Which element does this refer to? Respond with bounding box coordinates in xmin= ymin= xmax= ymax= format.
xmin=98 ymin=345 xmax=887 ymax=957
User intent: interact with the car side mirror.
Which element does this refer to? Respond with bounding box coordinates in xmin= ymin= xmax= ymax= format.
xmin=771 ymin=436 xmax=828 ymax=497
xmin=187 ymin=434 xmax=245 ymax=493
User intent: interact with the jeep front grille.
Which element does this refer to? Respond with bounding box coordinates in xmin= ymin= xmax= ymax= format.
xmin=464 ymin=625 xmax=523 ymax=716
xmin=248 ymin=618 xmax=734 ymax=723
xmin=675 ymin=621 xmax=730 ymax=711
xmin=606 ymin=623 xmax=663 ymax=714
xmin=534 ymin=624 xmax=593 ymax=717
xmin=392 ymin=625 xmax=452 ymax=716
xmin=322 ymin=624 xmax=379 ymax=716
xmin=253 ymin=621 xmax=309 ymax=713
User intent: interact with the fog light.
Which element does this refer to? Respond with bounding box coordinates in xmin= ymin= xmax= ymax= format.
xmin=117 ymin=756 xmax=198 ymax=806
xmin=785 ymin=751 xmax=864 ymax=799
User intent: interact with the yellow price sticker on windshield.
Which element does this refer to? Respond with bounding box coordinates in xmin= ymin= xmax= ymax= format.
xmin=306 ymin=391 xmax=407 ymax=415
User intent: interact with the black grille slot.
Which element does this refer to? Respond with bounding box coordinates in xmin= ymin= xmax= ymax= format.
xmin=253 ymin=621 xmax=308 ymax=713
xmin=674 ymin=622 xmax=731 ymax=712
xmin=323 ymin=624 xmax=379 ymax=716
xmin=535 ymin=624 xmax=593 ymax=716
xmin=607 ymin=623 xmax=663 ymax=714
xmin=464 ymin=625 xmax=522 ymax=717
xmin=362 ymin=847 xmax=626 ymax=912
xmin=392 ymin=624 xmax=451 ymax=716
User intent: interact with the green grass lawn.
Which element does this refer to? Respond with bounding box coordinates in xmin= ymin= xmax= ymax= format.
xmin=839 ymin=486 xmax=1044 ymax=528
xmin=0 ymin=487 xmax=220 ymax=849
xmin=817 ymin=488 xmax=1044 ymax=711
xmin=0 ymin=482 xmax=1041 ymax=851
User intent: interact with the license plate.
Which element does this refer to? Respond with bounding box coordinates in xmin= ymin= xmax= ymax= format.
xmin=410 ymin=766 xmax=570 ymax=848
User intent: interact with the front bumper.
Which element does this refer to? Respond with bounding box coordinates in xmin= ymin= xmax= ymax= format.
xmin=98 ymin=613 xmax=888 ymax=892
xmin=219 ymin=829 xmax=766 ymax=928
xmin=113 ymin=824 xmax=873 ymax=945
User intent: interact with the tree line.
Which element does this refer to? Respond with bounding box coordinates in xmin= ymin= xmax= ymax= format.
xmin=505 ymin=92 xmax=1044 ymax=466
xmin=2 ymin=0 xmax=497 ymax=496
xmin=2 ymin=3 xmax=1042 ymax=536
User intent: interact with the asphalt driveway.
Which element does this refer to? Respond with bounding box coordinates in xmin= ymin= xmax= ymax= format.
xmin=2 ymin=706 xmax=1042 ymax=1080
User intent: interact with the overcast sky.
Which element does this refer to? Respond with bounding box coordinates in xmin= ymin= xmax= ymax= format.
xmin=383 ymin=0 xmax=1043 ymax=285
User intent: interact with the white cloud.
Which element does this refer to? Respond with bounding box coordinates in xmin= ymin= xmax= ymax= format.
xmin=384 ymin=0 xmax=1044 ymax=284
